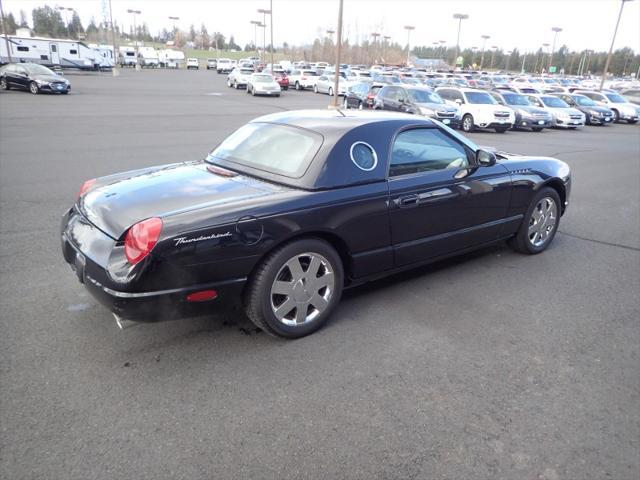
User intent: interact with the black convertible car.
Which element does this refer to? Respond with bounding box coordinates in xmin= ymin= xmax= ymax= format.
xmin=61 ymin=110 xmax=571 ymax=338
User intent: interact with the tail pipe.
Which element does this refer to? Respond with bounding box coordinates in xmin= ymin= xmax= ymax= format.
xmin=113 ymin=313 xmax=138 ymax=330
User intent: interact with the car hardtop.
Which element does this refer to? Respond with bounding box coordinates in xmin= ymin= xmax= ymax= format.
xmin=210 ymin=110 xmax=461 ymax=192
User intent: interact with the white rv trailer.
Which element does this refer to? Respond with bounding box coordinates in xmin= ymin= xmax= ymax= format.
xmin=0 ymin=32 xmax=106 ymax=70
xmin=158 ymin=49 xmax=185 ymax=69
xmin=88 ymin=43 xmax=116 ymax=69
xmin=118 ymin=46 xmax=137 ymax=67
xmin=138 ymin=47 xmax=159 ymax=68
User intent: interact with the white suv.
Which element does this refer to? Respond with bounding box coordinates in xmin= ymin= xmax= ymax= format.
xmin=186 ymin=58 xmax=199 ymax=70
xmin=288 ymin=69 xmax=319 ymax=90
xmin=227 ymin=67 xmax=255 ymax=89
xmin=436 ymin=87 xmax=515 ymax=133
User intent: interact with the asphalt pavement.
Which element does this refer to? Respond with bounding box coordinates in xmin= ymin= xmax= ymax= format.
xmin=1 ymin=69 xmax=639 ymax=480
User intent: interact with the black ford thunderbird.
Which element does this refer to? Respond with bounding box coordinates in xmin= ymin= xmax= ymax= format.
xmin=61 ymin=110 xmax=571 ymax=338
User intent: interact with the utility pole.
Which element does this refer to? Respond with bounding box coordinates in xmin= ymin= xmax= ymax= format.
xmin=332 ymin=0 xmax=343 ymax=108
xmin=270 ymin=0 xmax=274 ymax=72
xmin=489 ymin=46 xmax=498 ymax=71
xmin=0 ymin=0 xmax=12 ymax=63
xmin=108 ymin=0 xmax=117 ymax=74
xmin=371 ymin=32 xmax=380 ymax=64
xmin=453 ymin=13 xmax=468 ymax=67
xmin=127 ymin=9 xmax=141 ymax=69
xmin=600 ymin=0 xmax=633 ymax=90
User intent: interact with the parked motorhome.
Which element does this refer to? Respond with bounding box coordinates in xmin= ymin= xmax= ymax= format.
xmin=0 ymin=31 xmax=108 ymax=70
xmin=88 ymin=43 xmax=115 ymax=69
xmin=158 ymin=49 xmax=185 ymax=68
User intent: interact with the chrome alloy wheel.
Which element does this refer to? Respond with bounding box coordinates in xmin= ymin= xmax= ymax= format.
xmin=528 ymin=197 xmax=558 ymax=247
xmin=270 ymin=252 xmax=335 ymax=326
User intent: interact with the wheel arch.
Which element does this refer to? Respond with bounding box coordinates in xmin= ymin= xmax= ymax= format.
xmin=541 ymin=178 xmax=567 ymax=214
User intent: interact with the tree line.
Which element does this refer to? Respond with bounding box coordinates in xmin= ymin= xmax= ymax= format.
xmin=1 ymin=6 xmax=638 ymax=76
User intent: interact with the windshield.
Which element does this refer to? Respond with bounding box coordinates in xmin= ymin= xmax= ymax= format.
xmin=605 ymin=93 xmax=626 ymax=103
xmin=207 ymin=123 xmax=322 ymax=178
xmin=492 ymin=76 xmax=507 ymax=84
xmin=573 ymin=95 xmax=596 ymax=106
xmin=541 ymin=96 xmax=569 ymax=108
xmin=408 ymin=89 xmax=444 ymax=104
xmin=253 ymin=75 xmax=273 ymax=83
xmin=502 ymin=94 xmax=530 ymax=106
xmin=465 ymin=92 xmax=497 ymax=104
xmin=240 ymin=69 xmax=254 ymax=74
xmin=24 ymin=64 xmax=57 ymax=75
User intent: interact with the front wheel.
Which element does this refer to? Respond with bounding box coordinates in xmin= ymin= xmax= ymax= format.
xmin=0 ymin=77 xmax=8 ymax=90
xmin=234 ymin=80 xmax=239 ymax=89
xmin=244 ymin=239 xmax=344 ymax=338
xmin=295 ymin=81 xmax=301 ymax=90
xmin=29 ymin=81 xmax=39 ymax=94
xmin=328 ymin=87 xmax=334 ymax=96
xmin=461 ymin=114 xmax=474 ymax=133
xmin=612 ymin=109 xmax=620 ymax=123
xmin=314 ymin=85 xmax=318 ymax=93
xmin=495 ymin=126 xmax=508 ymax=133
xmin=628 ymin=119 xmax=637 ymax=124
xmin=532 ymin=127 xmax=544 ymax=132
xmin=343 ymin=97 xmax=349 ymax=109
xmin=508 ymin=187 xmax=561 ymax=255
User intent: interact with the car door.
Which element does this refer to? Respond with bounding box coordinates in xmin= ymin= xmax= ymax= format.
xmin=317 ymin=75 xmax=327 ymax=92
xmin=387 ymin=127 xmax=512 ymax=266
xmin=381 ymin=86 xmax=400 ymax=111
xmin=13 ymin=65 xmax=29 ymax=89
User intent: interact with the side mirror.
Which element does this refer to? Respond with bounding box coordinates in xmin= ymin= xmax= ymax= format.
xmin=455 ymin=98 xmax=463 ymax=105
xmin=476 ymin=149 xmax=497 ymax=167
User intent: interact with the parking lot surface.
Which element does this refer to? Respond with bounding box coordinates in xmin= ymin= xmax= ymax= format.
xmin=1 ymin=69 xmax=639 ymax=480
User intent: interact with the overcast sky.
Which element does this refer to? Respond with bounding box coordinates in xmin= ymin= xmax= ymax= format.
xmin=3 ymin=0 xmax=640 ymax=53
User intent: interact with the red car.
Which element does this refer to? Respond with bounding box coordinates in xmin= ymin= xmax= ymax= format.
xmin=266 ymin=69 xmax=289 ymax=90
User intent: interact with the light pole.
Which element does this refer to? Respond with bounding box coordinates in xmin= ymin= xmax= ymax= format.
xmin=439 ymin=40 xmax=446 ymax=60
xmin=453 ymin=13 xmax=468 ymax=67
xmin=548 ymin=26 xmax=562 ymax=72
xmin=251 ymin=21 xmax=261 ymax=57
xmin=600 ymin=0 xmax=633 ymax=90
xmin=404 ymin=25 xmax=414 ymax=66
xmin=257 ymin=8 xmax=271 ymax=66
xmin=383 ymin=35 xmax=391 ymax=64
xmin=108 ymin=0 xmax=117 ymax=72
xmin=127 ymin=9 xmax=141 ymax=67
xmin=504 ymin=50 xmax=512 ymax=72
xmin=539 ymin=42 xmax=550 ymax=73
xmin=479 ymin=34 xmax=490 ymax=70
xmin=269 ymin=0 xmax=273 ymax=73
xmin=371 ymin=32 xmax=380 ymax=64
xmin=168 ymin=16 xmax=179 ymax=41
xmin=489 ymin=45 xmax=498 ymax=70
xmin=0 ymin=0 xmax=12 ymax=62
xmin=57 ymin=6 xmax=74 ymax=37
xmin=326 ymin=29 xmax=335 ymax=64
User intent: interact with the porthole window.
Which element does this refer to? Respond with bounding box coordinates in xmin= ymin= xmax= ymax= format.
xmin=350 ymin=141 xmax=378 ymax=171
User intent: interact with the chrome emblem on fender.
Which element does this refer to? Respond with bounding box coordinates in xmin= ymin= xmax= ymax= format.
xmin=174 ymin=232 xmax=232 ymax=246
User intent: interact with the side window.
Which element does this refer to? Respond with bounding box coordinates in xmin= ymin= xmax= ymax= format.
xmin=69 ymin=49 xmax=78 ymax=55
xmin=383 ymin=87 xmax=397 ymax=100
xmin=397 ymin=88 xmax=408 ymax=103
xmin=390 ymin=128 xmax=469 ymax=177
xmin=438 ymin=89 xmax=450 ymax=100
xmin=17 ymin=46 xmax=29 ymax=52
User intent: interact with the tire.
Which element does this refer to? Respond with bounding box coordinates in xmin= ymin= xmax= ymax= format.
xmin=358 ymin=101 xmax=364 ymax=110
xmin=508 ymin=187 xmax=561 ymax=255
xmin=314 ymin=85 xmax=318 ymax=94
xmin=227 ymin=79 xmax=232 ymax=87
xmin=295 ymin=81 xmax=301 ymax=90
xmin=246 ymin=85 xmax=251 ymax=94
xmin=343 ymin=97 xmax=349 ymax=109
xmin=283 ymin=86 xmax=288 ymax=91
xmin=275 ymin=94 xmax=280 ymax=97
xmin=628 ymin=119 xmax=637 ymax=124
xmin=532 ymin=127 xmax=543 ymax=132
xmin=328 ymin=87 xmax=334 ymax=96
xmin=0 ymin=77 xmax=8 ymax=90
xmin=252 ymin=88 xmax=256 ymax=96
xmin=29 ymin=81 xmax=39 ymax=95
xmin=495 ymin=127 xmax=508 ymax=133
xmin=567 ymin=127 xmax=577 ymax=130
xmin=462 ymin=114 xmax=474 ymax=132
xmin=611 ymin=109 xmax=620 ymax=123
xmin=234 ymin=80 xmax=239 ymax=89
xmin=244 ymin=238 xmax=344 ymax=338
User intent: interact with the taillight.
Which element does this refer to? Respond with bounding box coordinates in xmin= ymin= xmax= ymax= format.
xmin=124 ymin=217 xmax=163 ymax=265
xmin=78 ymin=178 xmax=96 ymax=199
xmin=301 ymin=76 xmax=307 ymax=80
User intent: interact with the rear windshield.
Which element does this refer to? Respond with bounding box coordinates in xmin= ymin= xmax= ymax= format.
xmin=207 ymin=123 xmax=322 ymax=178
xmin=465 ymin=92 xmax=497 ymax=104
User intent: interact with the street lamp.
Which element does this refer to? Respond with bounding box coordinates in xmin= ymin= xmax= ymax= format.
xmin=332 ymin=0 xmax=344 ymax=108
xmin=600 ymin=0 xmax=634 ymax=90
xmin=541 ymin=42 xmax=550 ymax=73
xmin=453 ymin=13 xmax=469 ymax=67
xmin=57 ymin=6 xmax=75 ymax=37
xmin=383 ymin=35 xmax=391 ymax=64
xmin=371 ymin=32 xmax=380 ymax=64
xmin=168 ymin=16 xmax=179 ymax=41
xmin=250 ymin=20 xmax=262 ymax=57
xmin=127 ymin=9 xmax=142 ymax=67
xmin=257 ymin=8 xmax=271 ymax=65
xmin=439 ymin=40 xmax=446 ymax=60
xmin=489 ymin=46 xmax=498 ymax=70
xmin=504 ymin=50 xmax=513 ymax=72
xmin=548 ymin=26 xmax=562 ymax=72
xmin=479 ymin=34 xmax=490 ymax=70
xmin=404 ymin=25 xmax=415 ymax=66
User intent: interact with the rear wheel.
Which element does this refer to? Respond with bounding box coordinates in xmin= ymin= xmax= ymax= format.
xmin=295 ymin=81 xmax=301 ymax=90
xmin=314 ymin=85 xmax=318 ymax=93
xmin=509 ymin=187 xmax=561 ymax=255
xmin=628 ymin=119 xmax=637 ymax=124
xmin=0 ymin=78 xmax=8 ymax=90
xmin=244 ymin=239 xmax=344 ymax=338
xmin=532 ymin=127 xmax=544 ymax=132
xmin=611 ymin=109 xmax=620 ymax=123
xmin=495 ymin=126 xmax=508 ymax=133
xmin=29 ymin=81 xmax=39 ymax=95
xmin=462 ymin=114 xmax=474 ymax=132
xmin=343 ymin=97 xmax=349 ymax=109
xmin=328 ymin=87 xmax=334 ymax=96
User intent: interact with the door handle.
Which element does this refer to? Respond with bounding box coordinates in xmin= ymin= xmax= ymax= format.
xmin=396 ymin=195 xmax=419 ymax=207
xmin=417 ymin=187 xmax=456 ymax=202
